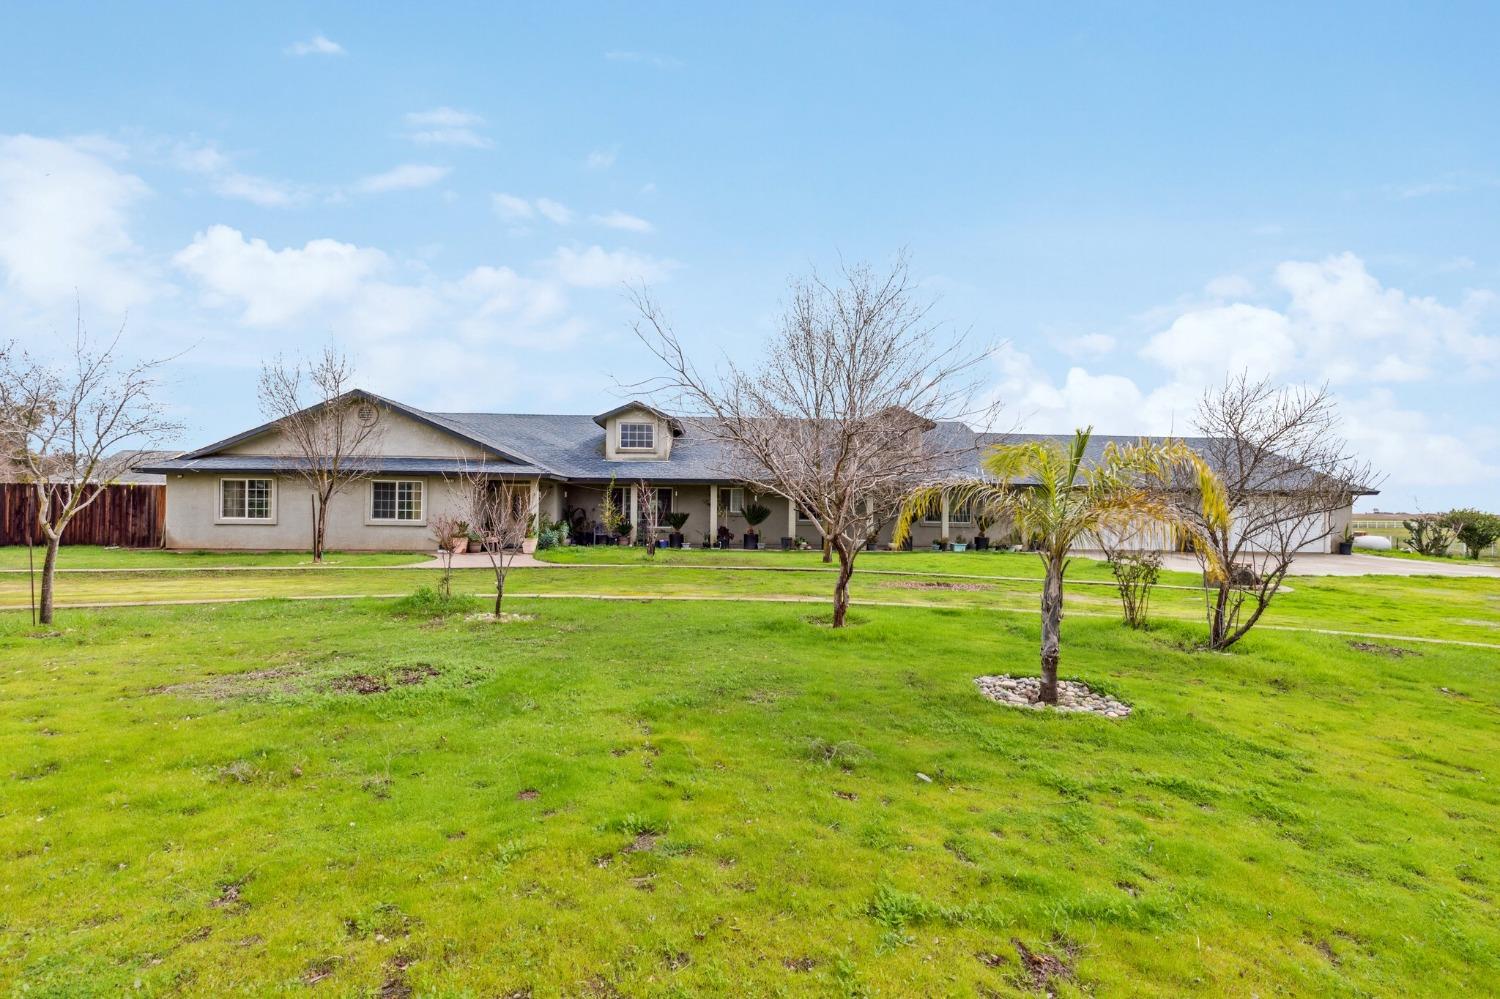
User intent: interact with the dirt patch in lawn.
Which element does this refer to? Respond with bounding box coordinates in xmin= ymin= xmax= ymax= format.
xmin=1349 ymin=641 xmax=1422 ymax=658
xmin=331 ymin=673 xmax=389 ymax=695
xmin=151 ymin=667 xmax=299 ymax=700
xmin=1012 ymin=937 xmax=1076 ymax=991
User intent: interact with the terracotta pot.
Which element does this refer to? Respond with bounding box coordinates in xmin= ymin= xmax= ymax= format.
xmin=447 ymin=537 xmax=467 ymax=554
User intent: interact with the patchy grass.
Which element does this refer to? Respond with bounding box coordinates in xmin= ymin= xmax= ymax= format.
xmin=1 ymin=591 xmax=1497 ymax=995
xmin=0 ymin=545 xmax=420 ymax=570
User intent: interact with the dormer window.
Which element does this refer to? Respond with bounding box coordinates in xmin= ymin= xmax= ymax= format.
xmin=618 ymin=422 xmax=655 ymax=450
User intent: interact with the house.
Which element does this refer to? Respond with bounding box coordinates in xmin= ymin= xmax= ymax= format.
xmin=139 ymin=391 xmax=1372 ymax=553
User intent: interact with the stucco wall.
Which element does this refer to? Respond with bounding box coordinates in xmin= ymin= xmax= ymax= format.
xmin=163 ymin=473 xmax=477 ymax=551
xmin=221 ymin=405 xmax=492 ymax=461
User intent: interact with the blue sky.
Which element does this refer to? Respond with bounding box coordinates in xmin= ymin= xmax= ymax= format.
xmin=2 ymin=2 xmax=1497 ymax=510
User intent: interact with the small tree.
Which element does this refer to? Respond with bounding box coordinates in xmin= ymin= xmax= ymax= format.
xmin=1183 ymin=374 xmax=1376 ymax=651
xmin=635 ymin=480 xmax=664 ymax=558
xmin=0 ymin=319 xmax=181 ymax=625
xmin=898 ymin=429 xmax=1212 ymax=704
xmin=1441 ymin=509 xmax=1499 ymax=560
xmin=429 ymin=513 xmax=460 ymax=598
xmin=632 ymin=255 xmax=989 ymax=626
xmin=1097 ymin=519 xmax=1166 ymax=629
xmin=462 ymin=471 xmax=531 ymax=619
xmin=257 ymin=346 xmax=384 ymax=563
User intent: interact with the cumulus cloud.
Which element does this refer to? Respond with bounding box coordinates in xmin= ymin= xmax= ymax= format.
xmin=591 ymin=210 xmax=653 ymax=233
xmin=164 ymin=140 xmax=307 ymax=207
xmin=0 ymin=134 xmax=155 ymax=312
xmin=353 ymin=164 xmax=451 ymax=194
xmin=550 ymin=245 xmax=676 ymax=288
xmin=174 ymin=225 xmax=390 ymax=326
xmin=285 ymin=35 xmax=345 ymax=57
xmin=1142 ymin=303 xmax=1297 ymax=382
xmin=402 ymin=107 xmax=491 ymax=148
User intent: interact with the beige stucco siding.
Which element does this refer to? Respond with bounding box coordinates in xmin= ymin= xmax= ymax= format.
xmin=162 ymin=473 xmax=476 ymax=551
xmin=221 ymin=406 xmax=493 ymax=461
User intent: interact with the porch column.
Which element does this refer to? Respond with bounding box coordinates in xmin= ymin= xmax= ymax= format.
xmin=709 ymin=484 xmax=718 ymax=540
xmin=629 ymin=486 xmax=639 ymax=534
xmin=940 ymin=491 xmax=950 ymax=542
xmin=529 ymin=479 xmax=541 ymax=524
xmin=787 ymin=494 xmax=796 ymax=539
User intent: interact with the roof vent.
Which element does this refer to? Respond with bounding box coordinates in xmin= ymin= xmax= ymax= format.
xmin=355 ymin=403 xmax=380 ymax=427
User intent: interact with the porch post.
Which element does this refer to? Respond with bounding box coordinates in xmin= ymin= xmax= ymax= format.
xmin=529 ymin=479 xmax=541 ymax=524
xmin=787 ymin=494 xmax=796 ymax=539
xmin=709 ymin=484 xmax=718 ymax=540
xmin=629 ymin=485 xmax=639 ymax=536
xmin=940 ymin=491 xmax=950 ymax=542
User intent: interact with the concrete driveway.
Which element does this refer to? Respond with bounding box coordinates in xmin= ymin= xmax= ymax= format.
xmin=1156 ymin=552 xmax=1500 ymax=579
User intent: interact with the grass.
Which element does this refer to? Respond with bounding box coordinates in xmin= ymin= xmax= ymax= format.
xmin=2 ymin=588 xmax=1497 ymax=996
xmin=0 ymin=545 xmax=420 ymax=570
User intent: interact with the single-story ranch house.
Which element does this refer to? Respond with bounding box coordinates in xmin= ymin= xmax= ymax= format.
xmin=140 ymin=391 xmax=1368 ymax=553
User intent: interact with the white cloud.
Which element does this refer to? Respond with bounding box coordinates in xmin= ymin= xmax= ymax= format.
xmin=551 ymin=245 xmax=676 ymax=288
xmin=173 ymin=224 xmax=390 ymax=326
xmin=591 ymin=210 xmax=653 ymax=233
xmin=492 ymin=194 xmax=573 ymax=225
xmin=491 ymin=193 xmax=534 ymax=221
xmin=353 ymin=164 xmax=451 ymax=194
xmin=164 ymin=140 xmax=306 ymax=207
xmin=535 ymin=198 xmax=573 ymax=225
xmin=1056 ymin=332 xmax=1114 ymax=359
xmin=285 ymin=35 xmax=345 ymax=57
xmin=402 ymin=107 xmax=491 ymax=148
xmin=1142 ymin=302 xmax=1297 ymax=382
xmin=0 ymin=134 xmax=155 ymax=312
xmin=585 ymin=148 xmax=617 ymax=170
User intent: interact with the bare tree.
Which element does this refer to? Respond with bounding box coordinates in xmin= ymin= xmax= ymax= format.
xmin=0 ymin=318 xmax=181 ymax=624
xmin=635 ymin=479 xmax=664 ymax=557
xmin=257 ymin=346 xmax=384 ymax=562
xmin=429 ymin=513 xmax=461 ymax=598
xmin=632 ymin=255 xmax=992 ymax=627
xmin=462 ymin=471 xmax=531 ymax=619
xmin=1182 ymin=374 xmax=1377 ymax=650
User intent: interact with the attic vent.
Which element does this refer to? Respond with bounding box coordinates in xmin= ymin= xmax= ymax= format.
xmin=355 ymin=403 xmax=379 ymax=427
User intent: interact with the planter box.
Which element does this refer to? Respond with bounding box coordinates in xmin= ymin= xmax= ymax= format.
xmin=744 ymin=534 xmax=760 ymax=550
xmin=973 ymin=536 xmax=989 ymax=551
xmin=668 ymin=532 xmax=684 ymax=549
xmin=952 ymin=543 xmax=968 ymax=552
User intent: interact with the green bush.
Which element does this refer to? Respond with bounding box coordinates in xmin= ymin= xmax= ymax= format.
xmin=392 ymin=586 xmax=478 ymax=618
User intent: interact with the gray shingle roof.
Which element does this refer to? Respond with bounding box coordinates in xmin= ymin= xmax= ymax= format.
xmin=137 ymin=455 xmax=548 ymax=476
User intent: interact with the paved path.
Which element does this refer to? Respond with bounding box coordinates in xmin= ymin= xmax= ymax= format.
xmin=1153 ymin=552 xmax=1500 ymax=579
xmin=11 ymin=588 xmax=1498 ymax=651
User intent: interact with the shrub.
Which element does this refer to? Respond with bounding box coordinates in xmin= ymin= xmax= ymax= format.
xmin=1442 ymin=508 xmax=1500 ymax=560
xmin=1404 ymin=515 xmax=1457 ymax=557
xmin=1108 ymin=550 xmax=1162 ymax=629
xmin=392 ymin=586 xmax=477 ymax=618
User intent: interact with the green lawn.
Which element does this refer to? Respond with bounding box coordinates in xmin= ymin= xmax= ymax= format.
xmin=3 ymin=591 xmax=1497 ymax=996
xmin=0 ymin=546 xmax=420 ymax=570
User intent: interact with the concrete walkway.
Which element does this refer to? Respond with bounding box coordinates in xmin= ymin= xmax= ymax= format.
xmin=1154 ymin=552 xmax=1500 ymax=579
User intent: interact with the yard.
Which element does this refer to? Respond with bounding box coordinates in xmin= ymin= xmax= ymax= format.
xmin=2 ymin=549 xmax=1498 ymax=996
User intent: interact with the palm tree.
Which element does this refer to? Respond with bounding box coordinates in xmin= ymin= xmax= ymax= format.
xmin=895 ymin=428 xmax=1222 ymax=704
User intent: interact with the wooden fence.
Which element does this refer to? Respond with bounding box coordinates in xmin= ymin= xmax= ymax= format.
xmin=0 ymin=483 xmax=165 ymax=548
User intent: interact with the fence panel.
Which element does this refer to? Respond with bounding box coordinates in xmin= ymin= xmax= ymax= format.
xmin=0 ymin=483 xmax=165 ymax=548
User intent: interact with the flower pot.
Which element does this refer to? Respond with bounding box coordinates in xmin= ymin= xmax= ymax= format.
xmin=1337 ymin=540 xmax=1354 ymax=555
xmin=466 ymin=539 xmax=482 ymax=553
xmin=932 ymin=541 xmax=943 ymax=552
xmin=952 ymin=543 xmax=968 ymax=553
xmin=448 ymin=538 xmax=467 ymax=554
xmin=744 ymin=533 xmax=759 ymax=550
xmin=522 ymin=538 xmax=538 ymax=554
xmin=668 ymin=532 xmax=684 ymax=548
xmin=973 ymin=536 xmax=989 ymax=551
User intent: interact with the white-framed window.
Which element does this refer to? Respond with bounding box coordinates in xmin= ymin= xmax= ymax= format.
xmin=720 ymin=486 xmax=745 ymax=514
xmin=922 ymin=494 xmax=971 ymax=525
xmin=219 ymin=477 xmax=275 ymax=522
xmin=797 ymin=505 xmax=814 ymax=524
xmin=618 ymin=422 xmax=655 ymax=450
xmin=369 ymin=479 xmax=424 ymax=523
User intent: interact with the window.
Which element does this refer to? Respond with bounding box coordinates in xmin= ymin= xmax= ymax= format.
xmin=797 ymin=505 xmax=814 ymax=524
xmin=654 ymin=488 xmax=673 ymax=515
xmin=370 ymin=480 xmax=424 ymax=522
xmin=922 ymin=494 xmax=971 ymax=525
xmin=618 ymin=422 xmax=655 ymax=450
xmin=720 ymin=487 xmax=744 ymax=514
xmin=220 ymin=478 xmax=274 ymax=521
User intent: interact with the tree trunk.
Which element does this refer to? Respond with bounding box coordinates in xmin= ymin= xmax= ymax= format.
xmin=1038 ymin=556 xmax=1064 ymax=703
xmin=822 ymin=538 xmax=832 ymax=564
xmin=831 ymin=539 xmax=856 ymax=627
xmin=312 ymin=494 xmax=328 ymax=563
xmin=493 ymin=574 xmax=504 ymax=618
xmin=38 ymin=535 xmax=61 ymax=626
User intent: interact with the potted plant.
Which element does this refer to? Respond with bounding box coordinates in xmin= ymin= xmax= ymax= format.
xmin=952 ymin=534 xmax=968 ymax=553
xmin=1337 ymin=526 xmax=1355 ymax=556
xmin=973 ymin=514 xmax=991 ymax=551
xmin=933 ymin=534 xmax=948 ymax=552
xmin=665 ymin=511 xmax=690 ymax=548
xmin=466 ymin=526 xmax=483 ymax=554
xmin=449 ymin=521 xmax=471 ymax=554
xmin=716 ymin=525 xmax=734 ymax=549
xmin=742 ymin=501 xmax=771 ymax=549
